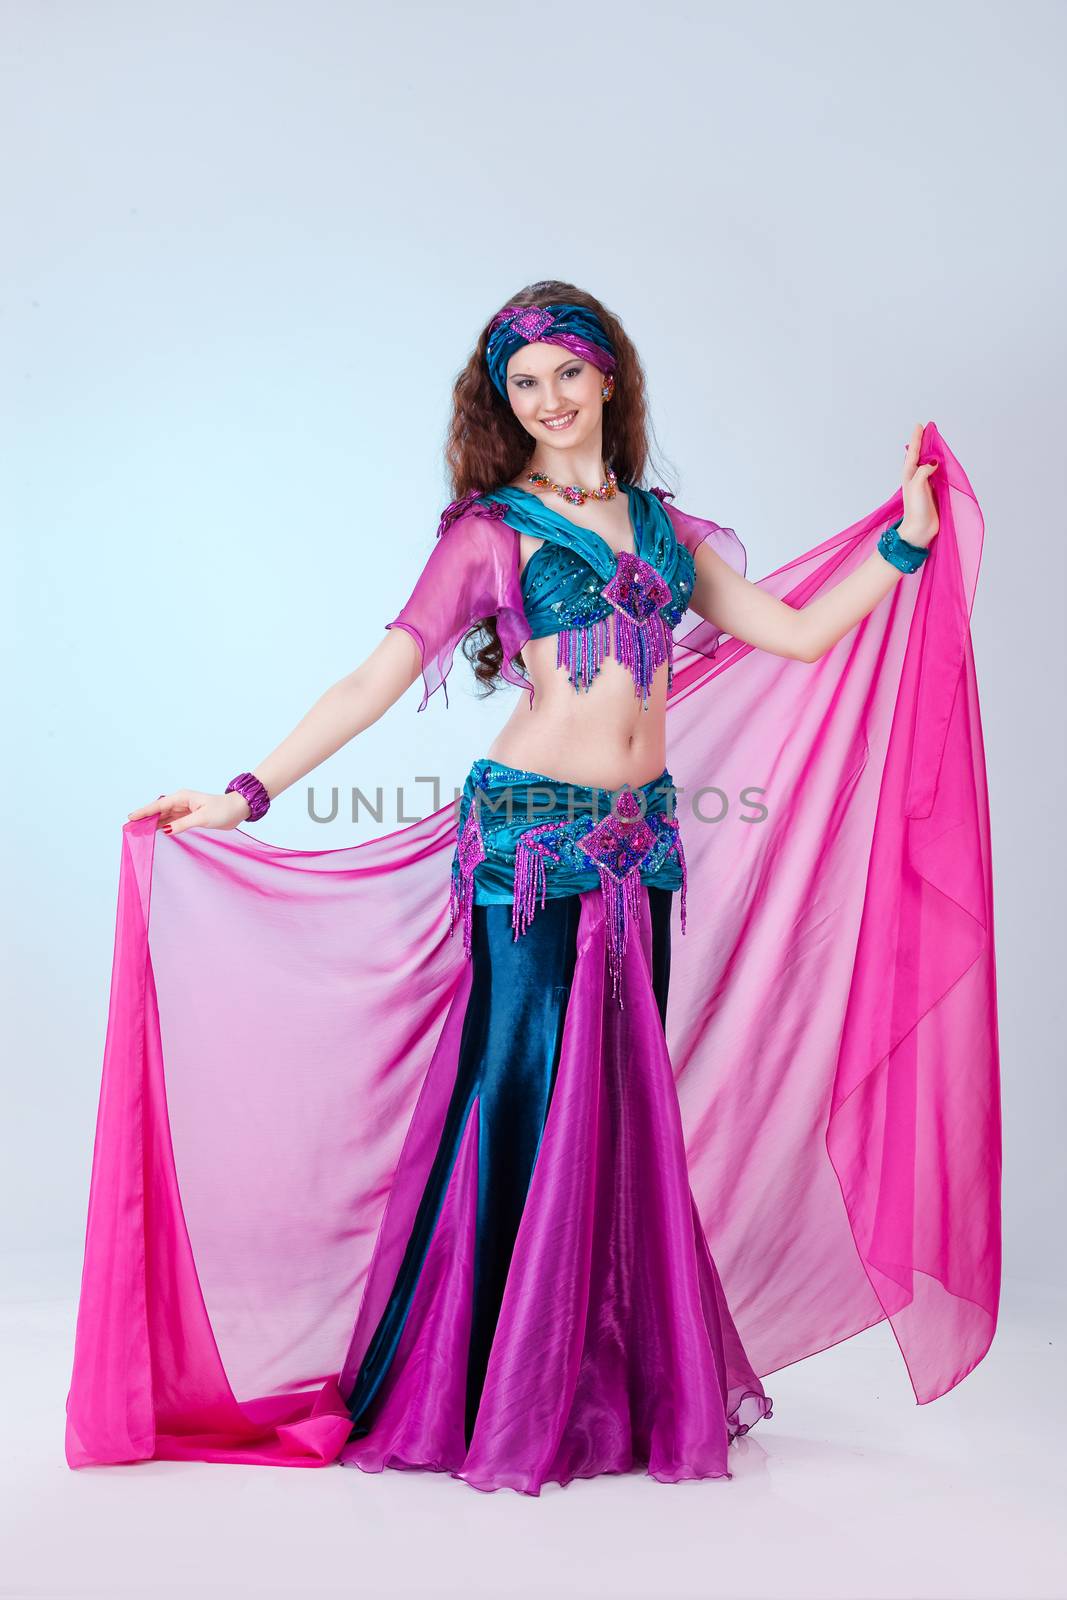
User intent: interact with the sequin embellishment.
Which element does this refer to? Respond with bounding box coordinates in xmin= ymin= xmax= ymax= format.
xmin=435 ymin=489 xmax=509 ymax=540
xmin=524 ymin=542 xmax=695 ymax=703
xmin=448 ymin=795 xmax=487 ymax=957
xmin=447 ymin=760 xmax=688 ymax=1005
xmin=599 ymin=552 xmax=674 ymax=706
xmin=510 ymin=788 xmax=689 ymax=1006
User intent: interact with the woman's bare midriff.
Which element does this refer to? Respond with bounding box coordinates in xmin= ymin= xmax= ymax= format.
xmin=485 ymin=640 xmax=669 ymax=791
xmin=485 ymin=503 xmax=671 ymax=792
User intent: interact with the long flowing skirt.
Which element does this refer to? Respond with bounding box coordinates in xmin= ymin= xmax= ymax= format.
xmin=338 ymin=879 xmax=772 ymax=1492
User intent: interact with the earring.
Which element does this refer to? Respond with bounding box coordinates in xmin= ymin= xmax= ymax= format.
xmin=601 ymin=376 xmax=615 ymax=401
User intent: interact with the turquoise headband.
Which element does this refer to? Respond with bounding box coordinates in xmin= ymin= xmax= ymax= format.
xmin=485 ymin=302 xmax=617 ymax=399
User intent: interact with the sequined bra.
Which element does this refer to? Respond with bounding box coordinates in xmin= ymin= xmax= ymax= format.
xmin=465 ymin=482 xmax=696 ymax=705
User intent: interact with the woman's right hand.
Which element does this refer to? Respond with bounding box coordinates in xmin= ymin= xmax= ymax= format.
xmin=127 ymin=788 xmax=251 ymax=835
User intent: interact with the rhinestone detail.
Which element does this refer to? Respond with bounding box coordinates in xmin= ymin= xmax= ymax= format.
xmin=521 ymin=542 xmax=696 ymax=701
xmin=508 ymin=789 xmax=689 ymax=1006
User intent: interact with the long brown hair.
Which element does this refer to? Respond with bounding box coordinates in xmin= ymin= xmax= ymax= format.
xmin=444 ymin=279 xmax=675 ymax=694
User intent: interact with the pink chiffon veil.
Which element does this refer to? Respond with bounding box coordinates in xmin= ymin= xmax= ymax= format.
xmin=64 ymin=420 xmax=1000 ymax=1469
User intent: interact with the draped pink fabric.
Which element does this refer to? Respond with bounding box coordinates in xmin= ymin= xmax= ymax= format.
xmin=65 ymin=420 xmax=999 ymax=1481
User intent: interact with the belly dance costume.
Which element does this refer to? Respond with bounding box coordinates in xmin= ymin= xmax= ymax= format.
xmin=65 ymin=303 xmax=999 ymax=1503
xmin=339 ymin=453 xmax=775 ymax=1487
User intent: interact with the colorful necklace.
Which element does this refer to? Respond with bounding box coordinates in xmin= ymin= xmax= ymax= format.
xmin=526 ymin=463 xmax=619 ymax=508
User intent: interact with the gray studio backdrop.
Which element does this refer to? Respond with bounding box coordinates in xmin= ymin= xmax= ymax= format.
xmin=4 ymin=2 xmax=1063 ymax=1304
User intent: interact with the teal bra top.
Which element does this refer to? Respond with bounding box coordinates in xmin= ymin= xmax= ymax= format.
xmin=483 ymin=482 xmax=695 ymax=635
xmin=469 ymin=482 xmax=697 ymax=702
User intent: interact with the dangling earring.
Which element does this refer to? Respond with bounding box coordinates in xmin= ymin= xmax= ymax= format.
xmin=601 ymin=375 xmax=615 ymax=402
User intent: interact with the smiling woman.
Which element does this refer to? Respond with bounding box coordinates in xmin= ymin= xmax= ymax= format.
xmin=66 ymin=283 xmax=1000 ymax=1497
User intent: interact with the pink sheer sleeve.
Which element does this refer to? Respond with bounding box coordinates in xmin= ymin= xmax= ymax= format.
xmin=385 ymin=508 xmax=532 ymax=710
xmin=663 ymin=501 xmax=748 ymax=660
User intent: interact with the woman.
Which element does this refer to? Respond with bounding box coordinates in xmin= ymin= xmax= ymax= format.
xmin=66 ymin=283 xmax=999 ymax=1495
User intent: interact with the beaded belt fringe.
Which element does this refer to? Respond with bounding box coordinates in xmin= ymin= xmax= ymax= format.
xmin=448 ymin=762 xmax=687 ymax=1007
xmin=554 ymin=551 xmax=677 ymax=704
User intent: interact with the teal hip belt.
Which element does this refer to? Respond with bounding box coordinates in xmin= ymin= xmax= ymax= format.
xmin=449 ymin=758 xmax=688 ymax=1003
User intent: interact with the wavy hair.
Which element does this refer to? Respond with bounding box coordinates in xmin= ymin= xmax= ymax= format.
xmin=443 ymin=279 xmax=674 ymax=694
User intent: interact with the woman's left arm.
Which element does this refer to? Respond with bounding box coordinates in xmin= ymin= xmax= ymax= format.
xmin=688 ymin=423 xmax=940 ymax=663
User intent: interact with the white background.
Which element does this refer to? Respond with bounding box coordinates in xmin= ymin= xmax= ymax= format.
xmin=3 ymin=3 xmax=1064 ymax=1597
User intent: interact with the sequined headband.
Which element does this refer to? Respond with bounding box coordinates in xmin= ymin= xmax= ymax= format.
xmin=485 ymin=301 xmax=618 ymax=399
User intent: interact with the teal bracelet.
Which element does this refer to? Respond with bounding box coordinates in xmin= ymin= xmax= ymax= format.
xmin=877 ymin=516 xmax=929 ymax=574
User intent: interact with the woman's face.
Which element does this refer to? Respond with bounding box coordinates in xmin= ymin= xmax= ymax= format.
xmin=504 ymin=341 xmax=605 ymax=451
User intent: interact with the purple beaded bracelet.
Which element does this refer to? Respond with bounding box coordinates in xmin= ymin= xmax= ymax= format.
xmin=225 ymin=771 xmax=271 ymax=822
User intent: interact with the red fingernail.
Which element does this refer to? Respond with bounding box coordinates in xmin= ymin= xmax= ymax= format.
xmin=163 ymin=825 xmax=172 ymax=833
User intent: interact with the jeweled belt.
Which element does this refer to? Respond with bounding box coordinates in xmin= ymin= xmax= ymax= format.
xmin=449 ymin=760 xmax=688 ymax=1005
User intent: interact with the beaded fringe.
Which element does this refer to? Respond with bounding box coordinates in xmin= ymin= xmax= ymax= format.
xmin=613 ymin=610 xmax=672 ymax=703
xmin=514 ymin=818 xmax=645 ymax=1006
xmin=448 ymin=797 xmax=487 ymax=959
xmin=556 ymin=617 xmax=612 ymax=693
xmin=513 ymin=823 xmax=567 ymax=940
xmin=558 ymin=612 xmax=675 ymax=703
xmin=672 ymin=822 xmax=688 ymax=935
xmin=450 ymin=792 xmax=690 ymax=1008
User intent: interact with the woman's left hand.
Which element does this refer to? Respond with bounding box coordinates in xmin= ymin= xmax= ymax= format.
xmin=899 ymin=421 xmax=940 ymax=549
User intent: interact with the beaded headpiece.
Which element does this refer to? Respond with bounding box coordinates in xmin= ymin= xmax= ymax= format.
xmin=485 ymin=301 xmax=617 ymax=399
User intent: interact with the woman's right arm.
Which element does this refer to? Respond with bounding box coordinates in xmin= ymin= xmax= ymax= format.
xmin=130 ymin=505 xmax=521 ymax=835
xmin=128 ymin=628 xmax=422 ymax=834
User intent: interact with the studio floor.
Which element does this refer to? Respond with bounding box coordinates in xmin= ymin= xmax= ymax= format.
xmin=2 ymin=1268 xmax=1063 ymax=1600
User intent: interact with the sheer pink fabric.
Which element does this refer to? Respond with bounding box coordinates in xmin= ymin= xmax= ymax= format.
xmin=65 ymin=421 xmax=999 ymax=1480
xmin=385 ymin=491 xmax=749 ymax=709
xmin=384 ymin=510 xmax=531 ymax=710
xmin=662 ymin=501 xmax=749 ymax=658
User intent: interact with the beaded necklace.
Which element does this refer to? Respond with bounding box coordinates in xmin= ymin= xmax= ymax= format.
xmin=526 ymin=463 xmax=619 ymax=507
